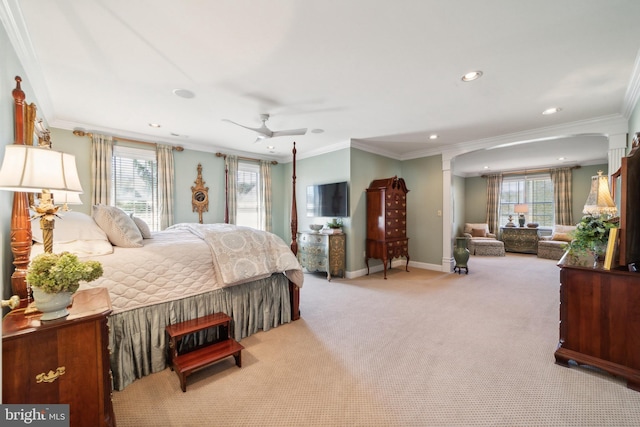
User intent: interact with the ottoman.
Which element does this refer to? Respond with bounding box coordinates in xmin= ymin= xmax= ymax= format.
xmin=473 ymin=240 xmax=505 ymax=256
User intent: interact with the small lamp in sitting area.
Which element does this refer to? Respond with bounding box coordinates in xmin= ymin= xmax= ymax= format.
xmin=514 ymin=204 xmax=528 ymax=227
xmin=0 ymin=144 xmax=83 ymax=253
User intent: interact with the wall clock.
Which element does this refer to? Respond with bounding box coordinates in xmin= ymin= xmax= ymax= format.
xmin=191 ymin=163 xmax=209 ymax=224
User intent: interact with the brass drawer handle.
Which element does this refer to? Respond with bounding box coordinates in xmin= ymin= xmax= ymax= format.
xmin=36 ymin=367 xmax=66 ymax=383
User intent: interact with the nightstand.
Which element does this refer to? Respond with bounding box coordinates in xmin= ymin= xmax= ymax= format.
xmin=2 ymin=288 xmax=116 ymax=427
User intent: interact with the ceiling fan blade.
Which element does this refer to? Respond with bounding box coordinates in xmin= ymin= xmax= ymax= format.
xmin=222 ymin=118 xmax=271 ymax=136
xmin=271 ymin=128 xmax=308 ymax=137
xmin=253 ymin=135 xmax=267 ymax=144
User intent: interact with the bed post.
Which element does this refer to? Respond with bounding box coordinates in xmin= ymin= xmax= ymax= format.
xmin=289 ymin=142 xmax=300 ymax=320
xmin=9 ymin=76 xmax=32 ymax=301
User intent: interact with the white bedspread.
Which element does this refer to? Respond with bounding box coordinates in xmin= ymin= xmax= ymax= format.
xmin=76 ymin=225 xmax=303 ymax=314
xmin=168 ymin=223 xmax=304 ymax=288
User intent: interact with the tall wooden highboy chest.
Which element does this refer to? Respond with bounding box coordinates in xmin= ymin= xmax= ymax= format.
xmin=365 ymin=176 xmax=410 ymax=279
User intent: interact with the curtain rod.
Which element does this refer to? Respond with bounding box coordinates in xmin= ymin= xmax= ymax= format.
xmin=72 ymin=130 xmax=184 ymax=151
xmin=481 ymin=164 xmax=580 ymax=178
xmin=215 ymin=152 xmax=278 ymax=165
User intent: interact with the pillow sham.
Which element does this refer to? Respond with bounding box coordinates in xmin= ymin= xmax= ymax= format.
xmin=31 ymin=211 xmax=109 ymax=244
xmin=92 ymin=204 xmax=143 ymax=248
xmin=471 ymin=228 xmax=486 ymax=237
xmin=131 ymin=214 xmax=153 ymax=239
xmin=551 ymin=232 xmax=573 ymax=242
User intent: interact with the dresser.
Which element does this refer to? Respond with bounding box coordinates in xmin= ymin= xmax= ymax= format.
xmin=2 ymin=288 xmax=116 ymax=427
xmin=555 ymin=264 xmax=640 ymax=391
xmin=365 ymin=176 xmax=410 ymax=279
xmin=297 ymin=231 xmax=346 ymax=281
xmin=500 ymin=227 xmax=539 ymax=254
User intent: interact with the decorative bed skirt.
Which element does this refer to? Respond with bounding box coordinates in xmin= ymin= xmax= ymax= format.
xmin=108 ymin=274 xmax=292 ymax=390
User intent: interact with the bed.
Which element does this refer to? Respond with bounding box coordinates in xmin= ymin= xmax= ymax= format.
xmin=7 ymin=76 xmax=303 ymax=390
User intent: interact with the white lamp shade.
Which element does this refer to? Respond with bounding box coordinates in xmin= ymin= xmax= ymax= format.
xmin=514 ymin=204 xmax=528 ymax=214
xmin=583 ymin=171 xmax=617 ymax=216
xmin=0 ymin=145 xmax=83 ymax=193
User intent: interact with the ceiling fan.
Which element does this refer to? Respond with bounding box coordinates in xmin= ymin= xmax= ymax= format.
xmin=223 ymin=114 xmax=307 ymax=142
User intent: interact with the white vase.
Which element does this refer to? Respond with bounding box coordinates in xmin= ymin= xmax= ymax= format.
xmin=32 ymin=287 xmax=73 ymax=321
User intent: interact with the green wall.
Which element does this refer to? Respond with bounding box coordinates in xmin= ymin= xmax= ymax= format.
xmin=350 ymin=148 xmax=401 ymax=272
xmin=401 ymin=155 xmax=443 ymax=266
xmin=1 ymin=24 xmax=36 ymax=303
xmin=49 ymin=128 xmax=288 ymax=236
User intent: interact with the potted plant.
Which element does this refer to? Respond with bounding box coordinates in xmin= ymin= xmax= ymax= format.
xmin=326 ymin=218 xmax=343 ymax=233
xmin=26 ymin=252 xmax=103 ymax=320
xmin=565 ymin=214 xmax=616 ymax=268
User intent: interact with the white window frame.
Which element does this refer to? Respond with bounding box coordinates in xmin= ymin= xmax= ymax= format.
xmin=235 ymin=161 xmax=263 ymax=230
xmin=499 ymin=174 xmax=554 ymax=228
xmin=111 ymin=145 xmax=159 ymax=231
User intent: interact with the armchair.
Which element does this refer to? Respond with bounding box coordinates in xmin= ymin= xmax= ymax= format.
xmin=463 ymin=223 xmax=497 ymax=254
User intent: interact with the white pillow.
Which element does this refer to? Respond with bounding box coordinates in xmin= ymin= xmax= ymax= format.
xmin=130 ymin=214 xmax=153 ymax=239
xmin=92 ymin=204 xmax=143 ymax=248
xmin=31 ymin=240 xmax=114 ymax=258
xmin=31 ymin=211 xmax=109 ymax=244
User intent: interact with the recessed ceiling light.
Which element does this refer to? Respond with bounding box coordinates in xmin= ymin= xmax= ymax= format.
xmin=266 ymin=145 xmax=275 ymax=150
xmin=542 ymin=107 xmax=562 ymax=115
xmin=462 ymin=71 xmax=483 ymax=82
xmin=173 ymin=89 xmax=195 ymax=99
xmin=429 ymin=134 xmax=438 ymax=140
xmin=149 ymin=123 xmax=161 ymax=128
xmin=483 ymin=166 xmax=490 ymax=169
xmin=558 ymin=157 xmax=566 ymax=161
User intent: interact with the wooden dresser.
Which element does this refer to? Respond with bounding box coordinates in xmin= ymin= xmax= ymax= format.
xmin=297 ymin=231 xmax=346 ymax=281
xmin=365 ymin=176 xmax=410 ymax=279
xmin=2 ymin=288 xmax=116 ymax=427
xmin=554 ymin=265 xmax=640 ymax=391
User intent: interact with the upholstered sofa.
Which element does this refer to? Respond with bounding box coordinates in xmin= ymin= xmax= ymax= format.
xmin=463 ymin=223 xmax=498 ymax=254
xmin=537 ymin=224 xmax=576 ymax=260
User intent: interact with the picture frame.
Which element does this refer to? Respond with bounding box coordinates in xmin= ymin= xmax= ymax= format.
xmin=603 ymin=227 xmax=619 ymax=270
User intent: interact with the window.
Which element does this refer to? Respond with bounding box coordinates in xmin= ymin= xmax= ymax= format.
xmin=111 ymin=146 xmax=159 ymax=230
xmin=499 ymin=174 xmax=554 ymax=227
xmin=236 ymin=161 xmax=261 ymax=229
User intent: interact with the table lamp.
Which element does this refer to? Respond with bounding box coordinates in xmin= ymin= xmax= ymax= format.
xmin=582 ymin=170 xmax=617 ymax=218
xmin=514 ymin=204 xmax=528 ymax=227
xmin=0 ymin=144 xmax=83 ymax=253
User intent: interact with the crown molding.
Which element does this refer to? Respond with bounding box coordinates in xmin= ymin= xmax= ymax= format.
xmin=0 ymin=0 xmax=54 ymax=119
xmin=623 ymin=48 xmax=640 ymax=118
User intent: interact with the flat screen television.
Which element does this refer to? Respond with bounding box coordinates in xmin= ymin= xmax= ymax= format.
xmin=306 ymin=181 xmax=349 ymax=218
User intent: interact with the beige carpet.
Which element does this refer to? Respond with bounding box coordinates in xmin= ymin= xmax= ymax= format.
xmin=112 ymin=254 xmax=640 ymax=426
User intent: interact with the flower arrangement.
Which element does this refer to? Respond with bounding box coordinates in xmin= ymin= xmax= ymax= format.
xmin=326 ymin=218 xmax=343 ymax=229
xmin=26 ymin=252 xmax=103 ymax=294
xmin=568 ymin=214 xmax=616 ymax=255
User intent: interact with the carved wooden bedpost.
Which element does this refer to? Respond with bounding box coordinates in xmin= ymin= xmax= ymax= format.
xmin=9 ymin=76 xmax=32 ymax=300
xmin=289 ymin=142 xmax=300 ymax=320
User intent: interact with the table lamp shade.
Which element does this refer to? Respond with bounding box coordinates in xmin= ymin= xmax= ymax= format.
xmin=514 ymin=204 xmax=528 ymax=214
xmin=583 ymin=170 xmax=617 ymax=216
xmin=0 ymin=145 xmax=83 ymax=194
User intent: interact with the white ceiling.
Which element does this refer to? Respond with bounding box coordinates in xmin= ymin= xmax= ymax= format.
xmin=2 ymin=0 xmax=640 ymax=176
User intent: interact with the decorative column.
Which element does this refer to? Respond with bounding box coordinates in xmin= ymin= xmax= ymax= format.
xmin=441 ymin=153 xmax=455 ymax=272
xmin=608 ymin=133 xmax=627 ymax=177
